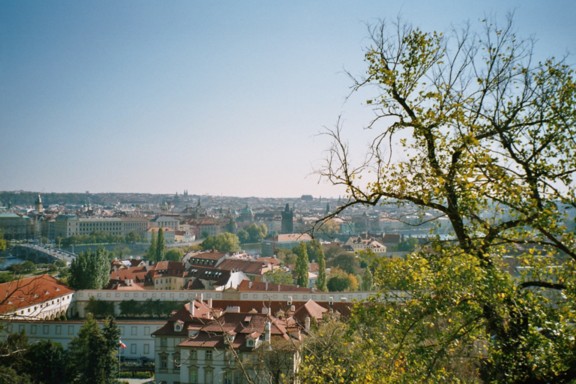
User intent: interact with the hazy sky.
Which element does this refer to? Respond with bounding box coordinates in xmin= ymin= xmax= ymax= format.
xmin=1 ymin=1 xmax=575 ymax=198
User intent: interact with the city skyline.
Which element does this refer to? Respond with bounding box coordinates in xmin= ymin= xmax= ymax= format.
xmin=1 ymin=1 xmax=575 ymax=198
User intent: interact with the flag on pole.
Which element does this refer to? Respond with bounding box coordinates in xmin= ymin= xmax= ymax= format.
xmin=119 ymin=340 xmax=127 ymax=349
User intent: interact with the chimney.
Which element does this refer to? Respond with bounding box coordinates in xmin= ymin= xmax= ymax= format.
xmin=190 ymin=300 xmax=195 ymax=317
xmin=208 ymin=298 xmax=213 ymax=309
xmin=305 ymin=316 xmax=311 ymax=332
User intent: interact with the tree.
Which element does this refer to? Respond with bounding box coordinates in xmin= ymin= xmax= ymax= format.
xmin=8 ymin=261 xmax=36 ymax=275
xmin=316 ymin=15 xmax=576 ymax=383
xmin=326 ymin=267 xmax=358 ymax=292
xmin=85 ymin=297 xmax=115 ymax=319
xmin=0 ymin=331 xmax=30 ymax=383
xmin=263 ymin=269 xmax=294 ymax=285
xmin=24 ymin=339 xmax=67 ymax=384
xmin=0 ymin=231 xmax=7 ymax=253
xmin=155 ymin=227 xmax=165 ymax=262
xmin=298 ymin=320 xmax=359 ymax=383
xmin=360 ymin=267 xmax=373 ymax=291
xmin=164 ymin=248 xmax=183 ymax=261
xmin=245 ymin=223 xmax=268 ymax=243
xmin=67 ymin=314 xmax=119 ymax=384
xmin=294 ymin=242 xmax=309 ymax=288
xmin=124 ymin=230 xmax=141 ymax=243
xmin=147 ymin=230 xmax=157 ymax=260
xmin=68 ymin=249 xmax=110 ymax=290
xmin=316 ymin=242 xmax=328 ymax=292
xmin=200 ymin=232 xmax=241 ymax=253
xmin=304 ymin=239 xmax=323 ymax=262
xmin=328 ymin=253 xmax=359 ymax=274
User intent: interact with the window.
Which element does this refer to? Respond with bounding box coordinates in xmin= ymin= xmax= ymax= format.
xmin=205 ymin=350 xmax=212 ymax=362
xmin=205 ymin=368 xmax=214 ymax=384
xmin=159 ymin=353 xmax=168 ymax=370
xmin=189 ymin=350 xmax=197 ymax=361
xmin=143 ymin=344 xmax=150 ymax=355
xmin=188 ymin=367 xmax=198 ymax=384
xmin=130 ymin=344 xmax=136 ymax=354
xmin=131 ymin=326 xmax=137 ymax=336
xmin=68 ymin=325 xmax=74 ymax=335
xmin=55 ymin=325 xmax=61 ymax=335
xmin=173 ymin=352 xmax=181 ymax=371
xmin=43 ymin=325 xmax=49 ymax=334
xmin=160 ymin=337 xmax=167 ymax=348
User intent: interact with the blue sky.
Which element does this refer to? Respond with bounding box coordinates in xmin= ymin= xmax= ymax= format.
xmin=1 ymin=1 xmax=575 ymax=198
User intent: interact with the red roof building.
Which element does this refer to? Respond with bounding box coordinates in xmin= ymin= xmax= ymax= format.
xmin=152 ymin=298 xmax=301 ymax=384
xmin=0 ymin=274 xmax=74 ymax=320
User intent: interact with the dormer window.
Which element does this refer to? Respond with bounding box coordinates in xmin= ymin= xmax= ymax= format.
xmin=174 ymin=320 xmax=184 ymax=332
xmin=188 ymin=326 xmax=201 ymax=338
xmin=224 ymin=331 xmax=236 ymax=345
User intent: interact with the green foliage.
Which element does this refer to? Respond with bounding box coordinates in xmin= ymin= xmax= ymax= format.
xmin=124 ymin=231 xmax=142 ymax=243
xmin=0 ymin=331 xmax=29 ymax=382
xmin=68 ymin=248 xmax=110 ymax=290
xmin=61 ymin=231 xmax=135 ymax=247
xmin=200 ymin=232 xmax=241 ymax=253
xmin=263 ymin=269 xmax=294 ymax=285
xmin=164 ymin=248 xmax=183 ymax=261
xmin=24 ymin=339 xmax=67 ymax=384
xmin=360 ymin=267 xmax=373 ymax=291
xmin=147 ymin=230 xmax=157 ymax=260
xmin=118 ymin=299 xmax=186 ymax=318
xmin=318 ymin=16 xmax=576 ymax=383
xmin=8 ymin=260 xmax=36 ymax=275
xmin=155 ymin=228 xmax=165 ymax=261
xmin=0 ymin=272 xmax=14 ymax=283
xmin=304 ymin=240 xmax=323 ymax=262
xmin=397 ymin=237 xmax=419 ymax=252
xmin=0 ymin=333 xmax=67 ymax=384
xmin=316 ymin=242 xmax=328 ymax=292
xmin=67 ymin=314 xmax=119 ymax=384
xmin=238 ymin=223 xmax=268 ymax=244
xmin=0 ymin=231 xmax=7 ymax=252
xmin=298 ymin=320 xmax=362 ymax=383
xmin=329 ymin=253 xmax=359 ymax=274
xmin=294 ymin=242 xmax=309 ymax=288
xmin=327 ymin=268 xmax=359 ymax=292
xmin=86 ymin=297 xmax=116 ymax=318
xmin=276 ymin=248 xmax=297 ymax=267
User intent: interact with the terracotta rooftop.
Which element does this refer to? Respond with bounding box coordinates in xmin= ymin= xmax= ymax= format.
xmin=0 ymin=274 xmax=74 ymax=315
xmin=109 ymin=265 xmax=148 ymax=283
xmin=217 ymin=258 xmax=270 ymax=275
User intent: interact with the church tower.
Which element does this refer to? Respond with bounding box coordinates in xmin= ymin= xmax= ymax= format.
xmin=281 ymin=203 xmax=294 ymax=234
xmin=35 ymin=194 xmax=44 ymax=213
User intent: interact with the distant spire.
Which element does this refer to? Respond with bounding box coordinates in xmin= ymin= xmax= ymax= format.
xmin=35 ymin=194 xmax=43 ymax=213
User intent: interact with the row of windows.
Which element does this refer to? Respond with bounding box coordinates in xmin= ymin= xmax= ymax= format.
xmin=12 ymin=324 xmax=154 ymax=340
xmin=120 ymin=325 xmax=151 ymax=336
xmin=17 ymin=296 xmax=70 ymax=316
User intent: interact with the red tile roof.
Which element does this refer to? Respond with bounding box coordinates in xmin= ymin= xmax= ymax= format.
xmin=0 ymin=274 xmax=74 ymax=315
xmin=217 ymin=259 xmax=270 ymax=275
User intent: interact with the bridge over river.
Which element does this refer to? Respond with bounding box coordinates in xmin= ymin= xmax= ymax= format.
xmin=10 ymin=243 xmax=76 ymax=265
